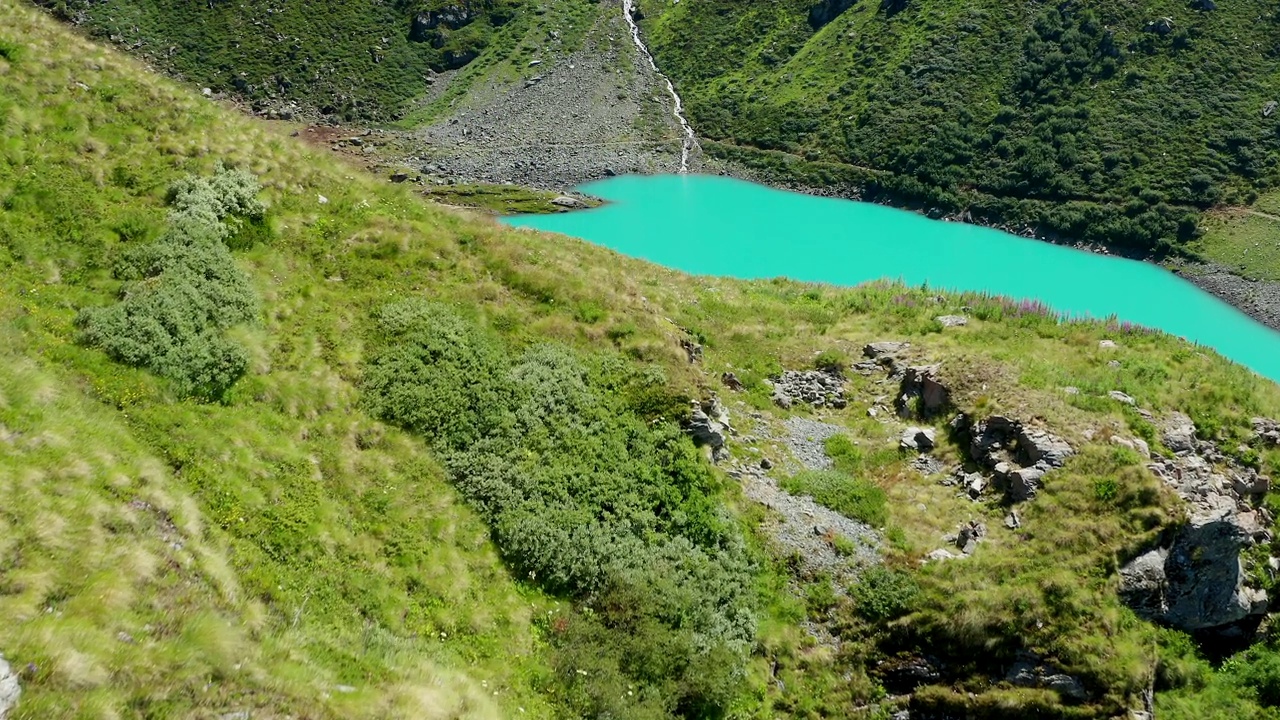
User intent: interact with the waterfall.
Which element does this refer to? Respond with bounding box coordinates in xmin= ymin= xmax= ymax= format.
xmin=622 ymin=0 xmax=696 ymax=173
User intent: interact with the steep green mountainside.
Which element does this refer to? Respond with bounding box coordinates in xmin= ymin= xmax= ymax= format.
xmin=638 ymin=0 xmax=1280 ymax=252
xmin=36 ymin=0 xmax=531 ymax=121
xmin=8 ymin=2 xmax=1280 ymax=719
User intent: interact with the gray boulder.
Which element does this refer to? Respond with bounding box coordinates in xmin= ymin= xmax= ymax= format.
xmin=0 ymin=655 xmax=18 ymax=719
xmin=935 ymin=315 xmax=968 ymax=327
xmin=551 ymin=195 xmax=581 ymax=209
xmin=1017 ymin=427 xmax=1074 ymax=468
xmin=1109 ymin=390 xmax=1136 ymax=405
xmin=1008 ymin=465 xmax=1047 ymax=502
xmin=686 ymin=400 xmax=728 ymax=455
xmin=956 ymin=521 xmax=987 ymax=554
xmin=1163 ymin=412 xmax=1197 ymax=453
xmin=900 ymin=427 xmax=937 ymax=452
xmin=721 ymin=372 xmax=744 ymax=392
xmin=864 ymin=341 xmax=909 ymax=360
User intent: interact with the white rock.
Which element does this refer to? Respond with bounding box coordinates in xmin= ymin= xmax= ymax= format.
xmin=0 ymin=655 xmax=19 ymax=719
xmin=924 ymin=548 xmax=959 ymax=563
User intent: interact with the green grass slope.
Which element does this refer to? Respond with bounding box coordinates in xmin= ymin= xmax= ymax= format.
xmin=638 ymin=0 xmax=1280 ymax=253
xmin=6 ymin=1 xmax=1280 ymax=718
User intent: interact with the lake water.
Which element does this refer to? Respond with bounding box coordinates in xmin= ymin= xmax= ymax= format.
xmin=504 ymin=174 xmax=1280 ymax=383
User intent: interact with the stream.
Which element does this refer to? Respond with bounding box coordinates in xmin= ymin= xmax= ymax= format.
xmin=622 ymin=0 xmax=696 ymax=173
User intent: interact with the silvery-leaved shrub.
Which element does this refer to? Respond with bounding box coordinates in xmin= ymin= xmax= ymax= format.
xmin=77 ymin=165 xmax=264 ymax=399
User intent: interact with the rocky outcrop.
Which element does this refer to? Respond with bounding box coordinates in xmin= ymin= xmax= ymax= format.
xmin=1121 ymin=413 xmax=1274 ymax=639
xmin=1120 ymin=514 xmax=1268 ymax=633
xmin=953 ymin=520 xmax=987 ymax=555
xmin=1144 ymin=17 xmax=1175 ymax=35
xmin=880 ymin=0 xmax=910 ymax=16
xmin=686 ymin=396 xmax=732 ymax=462
xmin=956 ymin=414 xmax=1074 ymax=502
xmin=409 ymin=3 xmax=481 ymax=44
xmin=896 ymin=364 xmax=948 ymax=418
xmin=0 ymin=655 xmax=18 ymax=719
xmin=1163 ymin=412 xmax=1197 ymax=453
xmin=768 ymin=369 xmax=846 ymax=409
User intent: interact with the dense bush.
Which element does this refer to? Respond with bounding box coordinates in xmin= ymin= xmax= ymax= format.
xmin=850 ymin=566 xmax=920 ymax=623
xmin=361 ymin=300 xmax=756 ymax=718
xmin=77 ymin=166 xmax=263 ymax=398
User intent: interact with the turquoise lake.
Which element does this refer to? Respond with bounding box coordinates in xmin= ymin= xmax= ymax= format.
xmin=504 ymin=174 xmax=1280 ymax=383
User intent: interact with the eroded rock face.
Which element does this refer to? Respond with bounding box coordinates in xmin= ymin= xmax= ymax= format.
xmin=0 ymin=655 xmax=19 ymax=720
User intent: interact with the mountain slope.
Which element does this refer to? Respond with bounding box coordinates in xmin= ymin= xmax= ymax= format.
xmin=638 ymin=0 xmax=1280 ymax=252
xmin=6 ymin=1 xmax=1280 ymax=719
xmin=36 ymin=0 xmax=529 ymax=121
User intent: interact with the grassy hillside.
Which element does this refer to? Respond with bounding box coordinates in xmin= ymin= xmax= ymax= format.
xmin=6 ymin=1 xmax=1280 ymax=718
xmin=638 ymin=0 xmax=1280 ymax=253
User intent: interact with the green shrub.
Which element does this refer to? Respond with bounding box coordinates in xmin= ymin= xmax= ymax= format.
xmin=1093 ymin=477 xmax=1119 ymax=503
xmin=77 ymin=166 xmax=263 ymax=399
xmin=360 ymin=299 xmax=517 ymax=448
xmin=361 ymin=308 xmax=757 ymax=717
xmin=0 ymin=38 xmax=20 ymax=62
xmin=850 ymin=567 xmax=920 ymax=623
xmin=780 ymin=469 xmax=888 ymax=527
xmin=814 ymin=349 xmax=847 ymax=375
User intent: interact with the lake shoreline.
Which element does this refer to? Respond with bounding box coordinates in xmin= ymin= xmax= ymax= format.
xmin=702 ymin=155 xmax=1280 ymax=334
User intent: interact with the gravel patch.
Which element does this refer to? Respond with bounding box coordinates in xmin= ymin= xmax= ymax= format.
xmin=733 ymin=463 xmax=880 ymax=581
xmin=727 ymin=415 xmax=880 ymax=583
xmin=782 ymin=417 xmax=844 ymax=471
xmin=407 ymin=0 xmax=692 ymax=190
